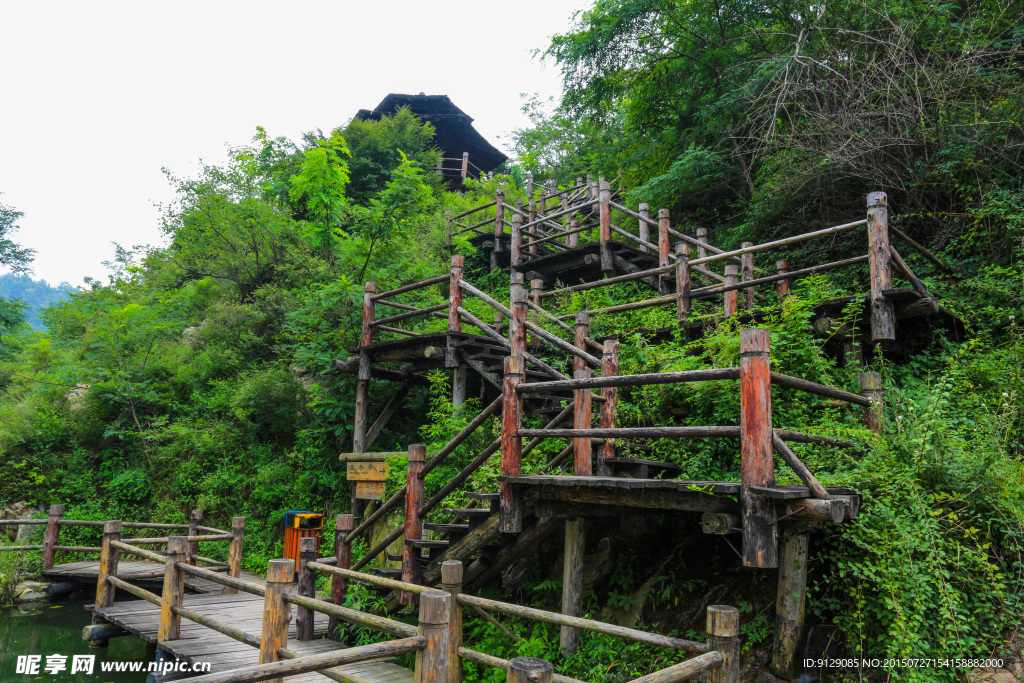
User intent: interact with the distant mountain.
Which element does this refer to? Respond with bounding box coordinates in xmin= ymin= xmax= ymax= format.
xmin=0 ymin=274 xmax=75 ymax=330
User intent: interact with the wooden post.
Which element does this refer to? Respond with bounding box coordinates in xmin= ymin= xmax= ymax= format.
xmin=567 ymin=218 xmax=580 ymax=248
xmin=509 ymin=273 xmax=527 ymax=359
xmin=598 ymin=340 xmax=620 ymax=474
xmin=561 ymin=193 xmax=570 ymax=245
xmin=500 ymin=355 xmax=525 ymax=534
xmin=354 ymin=282 xmax=376 ymax=464
xmin=157 ymin=536 xmax=187 ymax=642
xmin=638 ymin=203 xmax=650 ymax=253
xmin=452 ymin=367 xmax=468 ymax=409
xmin=492 ymin=311 xmax=504 ymax=335
xmin=461 ymin=152 xmax=469 ymax=180
xmin=402 ymin=444 xmax=426 ymax=606
xmin=493 ymin=189 xmax=505 ymax=271
xmin=695 ymin=227 xmax=709 ymax=260
xmin=560 ymin=517 xmax=585 ymax=656
xmin=858 ymin=372 xmax=883 ymax=434
xmin=776 ymin=260 xmax=789 ymax=300
xmin=528 ymin=200 xmax=538 ymax=257
xmin=707 ymin=605 xmax=741 ymax=683
xmin=414 ymin=590 xmax=451 ymax=683
xmin=675 ymin=242 xmax=692 ymax=330
xmin=530 ymin=279 xmax=543 ymax=307
xmin=89 ymin=519 xmax=121 ymax=648
xmin=94 ymin=520 xmax=121 ymax=611
xmin=527 ymin=172 xmax=534 ymax=199
xmin=741 ymin=242 xmax=755 ymax=309
xmin=225 ymin=516 xmax=245 ymax=594
xmin=510 ymin=214 xmax=522 ymax=270
xmin=657 ymin=209 xmax=671 ymax=295
xmin=360 ymin=281 xmax=377 ymax=349
xmin=740 ymin=328 xmax=777 ymax=568
xmin=599 ymin=179 xmax=613 ymax=275
xmin=772 ymin=531 xmax=809 ymax=680
xmin=867 ymin=192 xmax=896 ymax=343
xmin=573 ymin=312 xmax=592 ymax=477
xmin=185 ymin=509 xmax=202 ymax=566
xmin=508 ymin=658 xmax=553 ymax=683
xmin=448 ymin=255 xmax=464 ymax=333
xmin=296 ymin=536 xmax=317 ymax=640
xmin=441 ymin=561 xmax=464 ymax=683
xmin=258 ymin=559 xmax=294 ymax=680
xmin=329 ymin=514 xmax=354 ymax=638
xmin=41 ymin=503 xmax=64 ymax=569
xmin=724 ymin=266 xmax=739 ymax=317
xmin=586 ymin=174 xmax=594 ymax=200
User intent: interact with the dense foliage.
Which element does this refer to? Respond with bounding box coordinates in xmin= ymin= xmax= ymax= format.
xmin=1 ymin=1 xmax=1023 ymax=680
xmin=0 ymin=275 xmax=74 ymax=331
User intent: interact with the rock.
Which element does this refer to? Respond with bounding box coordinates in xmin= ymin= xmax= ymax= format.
xmin=14 ymin=583 xmax=48 ymax=602
xmin=46 ymin=581 xmax=82 ymax=597
xmin=969 ymin=671 xmax=1019 ymax=683
xmin=65 ymin=383 xmax=91 ymax=412
xmin=1004 ymin=658 xmax=1023 ymax=677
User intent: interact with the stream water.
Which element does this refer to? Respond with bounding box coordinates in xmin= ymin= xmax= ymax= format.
xmin=0 ymin=591 xmax=153 ymax=683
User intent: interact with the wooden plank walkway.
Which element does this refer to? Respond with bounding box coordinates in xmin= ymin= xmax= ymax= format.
xmin=94 ymin=587 xmax=414 ymax=683
xmin=42 ymin=561 xmax=264 ymax=594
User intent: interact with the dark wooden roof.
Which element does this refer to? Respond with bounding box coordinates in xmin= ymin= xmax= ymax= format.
xmin=355 ymin=93 xmax=507 ymax=173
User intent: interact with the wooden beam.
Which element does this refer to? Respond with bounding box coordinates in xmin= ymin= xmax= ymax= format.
xmin=364 ymin=383 xmax=411 ymax=451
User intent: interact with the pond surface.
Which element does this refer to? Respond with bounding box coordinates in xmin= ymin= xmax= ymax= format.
xmin=0 ymin=589 xmax=153 ymax=683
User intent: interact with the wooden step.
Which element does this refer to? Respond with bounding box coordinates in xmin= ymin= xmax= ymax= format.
xmin=603 ymin=457 xmax=681 ymax=479
xmin=423 ymin=523 xmax=470 ymax=534
xmin=370 ymin=567 xmax=402 ymax=578
xmin=404 ymin=539 xmax=450 ymax=549
xmin=464 ymin=492 xmax=499 ymax=502
xmin=386 ymin=553 xmax=402 ymax=562
xmin=444 ymin=508 xmax=492 ymax=518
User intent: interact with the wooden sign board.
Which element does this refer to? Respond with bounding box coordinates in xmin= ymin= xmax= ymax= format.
xmin=355 ymin=481 xmax=386 ymax=500
xmin=347 ymin=462 xmax=389 ymax=481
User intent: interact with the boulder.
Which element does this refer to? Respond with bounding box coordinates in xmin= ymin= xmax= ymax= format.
xmin=14 ymin=582 xmax=49 ymax=602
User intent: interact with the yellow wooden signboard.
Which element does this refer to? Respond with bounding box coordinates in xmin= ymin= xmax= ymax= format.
xmin=355 ymin=481 xmax=386 ymax=500
xmin=346 ymin=462 xmax=389 ymax=481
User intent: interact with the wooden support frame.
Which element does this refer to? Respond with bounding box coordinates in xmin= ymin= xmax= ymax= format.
xmin=675 ymin=242 xmax=692 ymax=330
xmin=414 ymin=590 xmax=451 ymax=683
xmin=441 ymin=561 xmax=464 ymax=683
xmin=185 ymin=509 xmax=202 ymax=566
xmin=599 ymin=179 xmax=613 ymax=275
xmin=258 ymin=559 xmax=294 ymax=682
xmin=740 ymin=329 xmax=777 ymax=568
xmin=573 ymin=312 xmax=592 ymax=477
xmin=724 ymin=265 xmax=739 ymax=317
xmin=772 ymin=531 xmax=809 ymax=680
xmin=598 ymin=340 xmax=620 ymax=474
xmin=638 ymin=203 xmax=650 ymax=253
xmin=402 ymin=444 xmax=426 ymax=606
xmin=224 ymin=516 xmax=244 ymax=594
xmin=560 ymin=517 xmax=585 ymax=656
xmin=448 ymin=255 xmax=464 ymax=334
xmin=867 ymin=192 xmax=896 ymax=343
xmin=296 ymin=536 xmax=318 ymax=640
xmin=858 ymin=371 xmax=883 ymax=434
xmin=509 ymin=273 xmax=528 ymax=359
xmin=500 ymin=356 xmax=525 ymax=533
xmin=366 ymin=383 xmax=412 ymax=450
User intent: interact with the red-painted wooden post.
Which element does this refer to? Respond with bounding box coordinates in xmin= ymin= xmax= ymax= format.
xmin=401 ymin=444 xmax=426 ymax=605
xmin=510 ymin=273 xmax=527 ymax=359
xmin=776 ymin=260 xmax=790 ymax=300
xmin=492 ymin=189 xmax=505 ymax=270
xmin=500 ymin=356 xmax=525 ymax=533
xmin=599 ymin=179 xmax=612 ymax=274
xmin=448 ymin=255 xmax=464 ymax=333
xmin=598 ymin=340 xmax=620 ymax=474
xmin=224 ymin=516 xmax=244 ymax=594
xmin=867 ymin=192 xmax=895 ymax=343
xmin=573 ymin=312 xmax=592 ymax=476
xmin=41 ymin=504 xmax=64 ymax=569
xmin=740 ymin=328 xmax=777 ymax=568
xmin=460 ymin=152 xmax=469 ymax=180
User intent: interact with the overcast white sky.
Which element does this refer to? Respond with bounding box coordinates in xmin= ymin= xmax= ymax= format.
xmin=0 ymin=0 xmax=588 ymax=286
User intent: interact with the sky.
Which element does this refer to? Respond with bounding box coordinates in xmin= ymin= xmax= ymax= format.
xmin=0 ymin=0 xmax=589 ymax=287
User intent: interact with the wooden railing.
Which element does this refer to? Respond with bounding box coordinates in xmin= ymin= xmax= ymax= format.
xmin=0 ymin=508 xmax=241 ymax=576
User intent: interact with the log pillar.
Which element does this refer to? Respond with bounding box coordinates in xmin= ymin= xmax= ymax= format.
xmin=493 ymin=189 xmax=505 ymax=270
xmin=90 ymin=519 xmax=121 ymax=647
xmin=675 ymin=242 xmax=692 ymax=331
xmin=510 ymin=214 xmax=523 ymax=271
xmin=500 ymin=356 xmax=525 ymax=533
xmin=414 ymin=591 xmax=451 ymax=683
xmin=867 ymin=192 xmax=896 ymax=344
xmin=41 ymin=503 xmax=64 ymax=569
xmin=157 ymin=536 xmax=187 ymax=643
xmin=573 ymin=312 xmax=592 ymax=477
xmin=741 ymin=242 xmax=755 ymax=309
xmin=559 ymin=517 xmax=585 ymax=656
xmin=461 ymin=152 xmax=469 ymax=180
xmin=599 ymin=179 xmax=613 ymax=275
xmin=402 ymin=444 xmax=426 ymax=606
xmin=258 ymin=559 xmax=294 ymax=682
xmin=772 ymin=531 xmax=809 ymax=680
xmin=776 ymin=260 xmax=790 ymax=300
xmin=510 ymin=273 xmax=528 ymax=359
xmin=695 ymin=227 xmax=709 ymax=260
xmin=740 ymin=328 xmax=777 ymax=568
xmin=448 ymin=255 xmax=464 ymax=333
xmin=567 ymin=218 xmax=580 ymax=248
xmin=528 ymin=200 xmax=538 ymax=257
xmin=638 ymin=203 xmax=651 ymax=252
xmin=185 ymin=509 xmax=202 ymax=566
xmin=296 ymin=536 xmax=317 ymax=640
xmin=530 ymin=279 xmax=543 ymax=307
xmin=508 ymin=658 xmax=553 ymax=683
xmin=858 ymin=371 xmax=884 ymax=434
xmin=441 ymin=560 xmax=464 ymax=683
xmin=598 ymin=340 xmax=620 ymax=474
xmin=225 ymin=516 xmax=245 ymax=594
xmin=724 ymin=266 xmax=739 ymax=317
xmin=707 ymin=605 xmax=741 ymax=683
xmin=329 ymin=513 xmax=354 ymax=638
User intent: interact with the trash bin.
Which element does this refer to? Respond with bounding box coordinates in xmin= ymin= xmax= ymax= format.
xmin=283 ymin=511 xmax=323 ymax=570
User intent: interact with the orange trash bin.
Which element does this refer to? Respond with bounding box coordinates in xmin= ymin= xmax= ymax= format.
xmin=283 ymin=511 xmax=323 ymax=570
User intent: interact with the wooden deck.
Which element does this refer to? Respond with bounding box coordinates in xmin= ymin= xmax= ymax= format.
xmin=93 ymin=583 xmax=414 ymax=683
xmin=42 ymin=561 xmax=265 ymax=594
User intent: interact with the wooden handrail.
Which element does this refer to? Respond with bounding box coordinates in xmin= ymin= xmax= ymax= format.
xmin=372 ymin=303 xmax=447 ymax=327
xmin=688 ymin=219 xmax=867 ymax=268
xmin=517 ymin=367 xmax=740 ymax=393
xmin=419 ymin=395 xmax=503 ymax=478
xmin=307 ymin=561 xmax=433 ymax=594
xmin=770 ymin=372 xmax=871 ymax=407
xmin=373 ymin=275 xmax=448 ymax=301
xmin=451 ymin=200 xmax=497 ymax=220
xmin=121 ymin=533 xmax=232 ymax=545
xmin=343 ymin=485 xmax=407 ymax=544
xmin=625 ymin=652 xmax=725 ymax=683
xmin=108 ymin=540 xmax=168 ymax=563
xmin=458 ymin=593 xmax=707 ymax=653
xmin=458 ymin=648 xmax=587 ymax=683
xmin=517 ymin=198 xmax=599 ymax=232
xmin=517 ymin=426 xmax=742 ymax=439
xmin=283 ymin=592 xmax=417 ymax=637
xmin=106 ymin=575 xmax=161 ymax=606
xmin=174 ymin=561 xmax=267 ymax=597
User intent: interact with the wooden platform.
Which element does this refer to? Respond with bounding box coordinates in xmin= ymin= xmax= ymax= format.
xmin=94 ymin=588 xmax=414 ymax=683
xmin=43 ymin=561 xmax=264 ymax=594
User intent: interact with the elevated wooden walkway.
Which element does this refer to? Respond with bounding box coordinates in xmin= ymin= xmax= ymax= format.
xmin=42 ymin=561 xmax=264 ymax=594
xmin=94 ymin=590 xmax=414 ymax=683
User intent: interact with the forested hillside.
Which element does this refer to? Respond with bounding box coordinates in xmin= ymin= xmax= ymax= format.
xmin=0 ymin=0 xmax=1022 ymax=680
xmin=0 ymin=274 xmax=74 ymax=330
